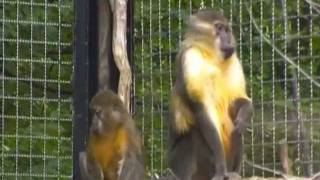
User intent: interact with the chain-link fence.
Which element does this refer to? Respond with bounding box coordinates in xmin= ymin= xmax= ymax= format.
xmin=1 ymin=0 xmax=320 ymax=179
xmin=0 ymin=0 xmax=73 ymax=179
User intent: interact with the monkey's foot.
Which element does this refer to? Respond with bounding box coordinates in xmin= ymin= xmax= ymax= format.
xmin=211 ymin=172 xmax=241 ymax=180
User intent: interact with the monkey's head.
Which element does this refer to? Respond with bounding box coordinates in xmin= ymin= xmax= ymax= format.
xmin=186 ymin=9 xmax=236 ymax=60
xmin=89 ymin=89 xmax=129 ymax=135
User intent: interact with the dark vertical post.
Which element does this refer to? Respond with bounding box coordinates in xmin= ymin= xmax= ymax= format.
xmin=89 ymin=0 xmax=98 ymax=97
xmin=73 ymin=0 xmax=89 ymax=178
xmin=127 ymin=0 xmax=135 ymax=115
xmin=73 ymin=0 xmax=98 ymax=178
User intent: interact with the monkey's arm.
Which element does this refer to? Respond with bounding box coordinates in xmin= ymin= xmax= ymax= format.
xmin=231 ymin=97 xmax=253 ymax=134
xmin=79 ymin=152 xmax=104 ymax=180
xmin=182 ymin=48 xmax=227 ymax=178
xmin=229 ymin=97 xmax=253 ymax=171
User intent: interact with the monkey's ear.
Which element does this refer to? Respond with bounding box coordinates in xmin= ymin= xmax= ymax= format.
xmin=188 ymin=15 xmax=200 ymax=26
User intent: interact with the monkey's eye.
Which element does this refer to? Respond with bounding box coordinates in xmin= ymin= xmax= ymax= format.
xmin=95 ymin=110 xmax=103 ymax=119
xmin=215 ymin=23 xmax=224 ymax=31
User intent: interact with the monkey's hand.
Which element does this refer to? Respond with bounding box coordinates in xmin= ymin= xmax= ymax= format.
xmin=79 ymin=151 xmax=104 ymax=180
xmin=211 ymin=172 xmax=241 ymax=180
xmin=233 ymin=98 xmax=254 ymax=134
xmin=234 ymin=118 xmax=247 ymax=134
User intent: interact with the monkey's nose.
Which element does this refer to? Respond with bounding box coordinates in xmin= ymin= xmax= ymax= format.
xmin=91 ymin=118 xmax=103 ymax=135
xmin=222 ymin=46 xmax=234 ymax=59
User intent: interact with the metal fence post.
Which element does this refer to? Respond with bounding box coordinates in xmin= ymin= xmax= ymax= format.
xmin=73 ymin=0 xmax=98 ymax=178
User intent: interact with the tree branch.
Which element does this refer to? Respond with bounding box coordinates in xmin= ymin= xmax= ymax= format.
xmin=244 ymin=160 xmax=320 ymax=180
xmin=112 ymin=0 xmax=132 ymax=111
xmin=304 ymin=0 xmax=320 ymax=14
xmin=244 ymin=4 xmax=320 ymax=88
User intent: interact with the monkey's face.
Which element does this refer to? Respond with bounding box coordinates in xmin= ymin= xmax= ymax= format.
xmin=90 ymin=105 xmax=122 ymax=135
xmin=89 ymin=90 xmax=126 ymax=136
xmin=212 ymin=21 xmax=235 ymax=60
xmin=188 ymin=9 xmax=236 ymax=60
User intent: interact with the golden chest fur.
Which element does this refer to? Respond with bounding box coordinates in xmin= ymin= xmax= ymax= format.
xmin=179 ymin=47 xmax=247 ymax=156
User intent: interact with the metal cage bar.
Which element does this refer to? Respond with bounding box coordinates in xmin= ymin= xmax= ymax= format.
xmin=72 ymin=0 xmax=98 ymax=178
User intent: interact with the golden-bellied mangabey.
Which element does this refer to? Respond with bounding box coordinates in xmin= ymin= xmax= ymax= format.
xmin=168 ymin=9 xmax=253 ymax=180
xmin=79 ymin=90 xmax=144 ymax=180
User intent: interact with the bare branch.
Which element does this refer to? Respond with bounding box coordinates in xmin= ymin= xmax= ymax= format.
xmin=245 ymin=160 xmax=286 ymax=178
xmin=244 ymin=177 xmax=312 ymax=180
xmin=244 ymin=172 xmax=320 ymax=180
xmin=310 ymin=172 xmax=320 ymax=180
xmin=98 ymin=0 xmax=113 ymax=91
xmin=279 ymin=139 xmax=292 ymax=175
xmin=304 ymin=0 xmax=320 ymax=14
xmin=245 ymin=160 xmax=320 ymax=180
xmin=112 ymin=0 xmax=132 ymax=111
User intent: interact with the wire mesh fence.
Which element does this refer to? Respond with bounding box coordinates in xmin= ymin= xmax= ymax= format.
xmin=133 ymin=0 xmax=320 ymax=178
xmin=0 ymin=0 xmax=319 ymax=179
xmin=0 ymin=0 xmax=73 ymax=179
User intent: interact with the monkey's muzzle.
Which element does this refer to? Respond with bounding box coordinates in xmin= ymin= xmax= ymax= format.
xmin=221 ymin=46 xmax=234 ymax=59
xmin=91 ymin=118 xmax=103 ymax=135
